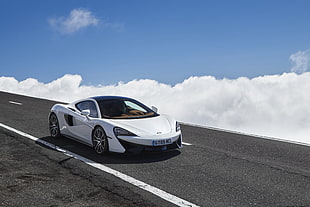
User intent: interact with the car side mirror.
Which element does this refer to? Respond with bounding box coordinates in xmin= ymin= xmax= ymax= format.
xmin=151 ymin=106 xmax=158 ymax=113
xmin=81 ymin=109 xmax=90 ymax=117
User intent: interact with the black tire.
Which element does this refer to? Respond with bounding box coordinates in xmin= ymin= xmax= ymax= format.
xmin=92 ymin=126 xmax=109 ymax=154
xmin=49 ymin=113 xmax=61 ymax=138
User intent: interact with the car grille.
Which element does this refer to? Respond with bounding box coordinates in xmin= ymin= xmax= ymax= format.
xmin=117 ymin=137 xmax=181 ymax=154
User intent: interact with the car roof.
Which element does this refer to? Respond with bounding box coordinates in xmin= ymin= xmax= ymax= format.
xmin=91 ymin=96 xmax=133 ymax=102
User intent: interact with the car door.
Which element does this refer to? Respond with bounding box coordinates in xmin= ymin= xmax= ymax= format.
xmin=68 ymin=100 xmax=98 ymax=145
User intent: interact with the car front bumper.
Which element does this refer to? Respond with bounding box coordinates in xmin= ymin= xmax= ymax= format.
xmin=117 ymin=134 xmax=182 ymax=154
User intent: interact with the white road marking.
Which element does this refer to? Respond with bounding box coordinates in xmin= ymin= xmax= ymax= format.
xmin=182 ymin=142 xmax=192 ymax=146
xmin=9 ymin=101 xmax=23 ymax=105
xmin=181 ymin=122 xmax=310 ymax=148
xmin=0 ymin=122 xmax=200 ymax=207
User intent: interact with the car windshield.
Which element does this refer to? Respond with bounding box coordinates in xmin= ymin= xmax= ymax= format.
xmin=97 ymin=99 xmax=158 ymax=119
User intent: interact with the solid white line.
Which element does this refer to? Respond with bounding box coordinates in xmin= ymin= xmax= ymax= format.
xmin=9 ymin=101 xmax=23 ymax=105
xmin=0 ymin=122 xmax=199 ymax=207
xmin=181 ymin=122 xmax=310 ymax=148
xmin=0 ymin=123 xmax=37 ymax=141
xmin=182 ymin=142 xmax=192 ymax=146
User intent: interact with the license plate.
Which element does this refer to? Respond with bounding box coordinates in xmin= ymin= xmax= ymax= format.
xmin=152 ymin=139 xmax=172 ymax=146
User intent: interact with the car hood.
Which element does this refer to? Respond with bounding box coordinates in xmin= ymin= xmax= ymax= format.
xmin=109 ymin=115 xmax=173 ymax=136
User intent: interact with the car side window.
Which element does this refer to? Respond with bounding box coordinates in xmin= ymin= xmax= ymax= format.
xmin=76 ymin=101 xmax=98 ymax=118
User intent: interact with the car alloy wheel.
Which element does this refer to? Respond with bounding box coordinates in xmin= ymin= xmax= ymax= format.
xmin=92 ymin=126 xmax=108 ymax=154
xmin=49 ymin=113 xmax=61 ymax=138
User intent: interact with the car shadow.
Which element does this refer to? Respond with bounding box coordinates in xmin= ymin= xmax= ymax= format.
xmin=37 ymin=136 xmax=181 ymax=164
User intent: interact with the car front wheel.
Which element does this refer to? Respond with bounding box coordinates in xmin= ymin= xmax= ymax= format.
xmin=92 ymin=126 xmax=108 ymax=154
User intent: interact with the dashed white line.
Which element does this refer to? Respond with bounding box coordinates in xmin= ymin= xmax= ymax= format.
xmin=9 ymin=101 xmax=23 ymax=105
xmin=0 ymin=122 xmax=200 ymax=207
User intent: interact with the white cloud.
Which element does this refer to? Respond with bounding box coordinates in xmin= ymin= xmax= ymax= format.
xmin=290 ymin=49 xmax=310 ymax=73
xmin=1 ymin=73 xmax=310 ymax=145
xmin=49 ymin=8 xmax=99 ymax=34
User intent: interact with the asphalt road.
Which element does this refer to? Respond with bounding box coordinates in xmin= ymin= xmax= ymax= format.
xmin=1 ymin=91 xmax=310 ymax=207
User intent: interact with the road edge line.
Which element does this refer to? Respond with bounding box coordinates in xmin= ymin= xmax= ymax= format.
xmin=0 ymin=122 xmax=199 ymax=207
xmin=181 ymin=122 xmax=310 ymax=148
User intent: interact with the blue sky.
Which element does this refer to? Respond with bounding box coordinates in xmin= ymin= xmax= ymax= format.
xmin=1 ymin=0 xmax=310 ymax=85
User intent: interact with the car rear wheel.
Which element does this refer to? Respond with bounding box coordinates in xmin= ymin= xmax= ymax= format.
xmin=49 ymin=113 xmax=61 ymax=138
xmin=92 ymin=126 xmax=108 ymax=154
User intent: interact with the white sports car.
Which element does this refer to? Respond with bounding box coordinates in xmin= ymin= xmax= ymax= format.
xmin=48 ymin=96 xmax=182 ymax=154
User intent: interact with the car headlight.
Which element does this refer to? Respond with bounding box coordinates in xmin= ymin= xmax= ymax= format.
xmin=114 ymin=127 xmax=137 ymax=136
xmin=176 ymin=121 xmax=181 ymax=132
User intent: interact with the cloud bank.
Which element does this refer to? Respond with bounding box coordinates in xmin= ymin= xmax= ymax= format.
xmin=49 ymin=8 xmax=99 ymax=34
xmin=1 ymin=73 xmax=310 ymax=145
xmin=290 ymin=49 xmax=310 ymax=73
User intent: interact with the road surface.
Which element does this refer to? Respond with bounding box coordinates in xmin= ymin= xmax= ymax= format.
xmin=1 ymin=91 xmax=309 ymax=207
